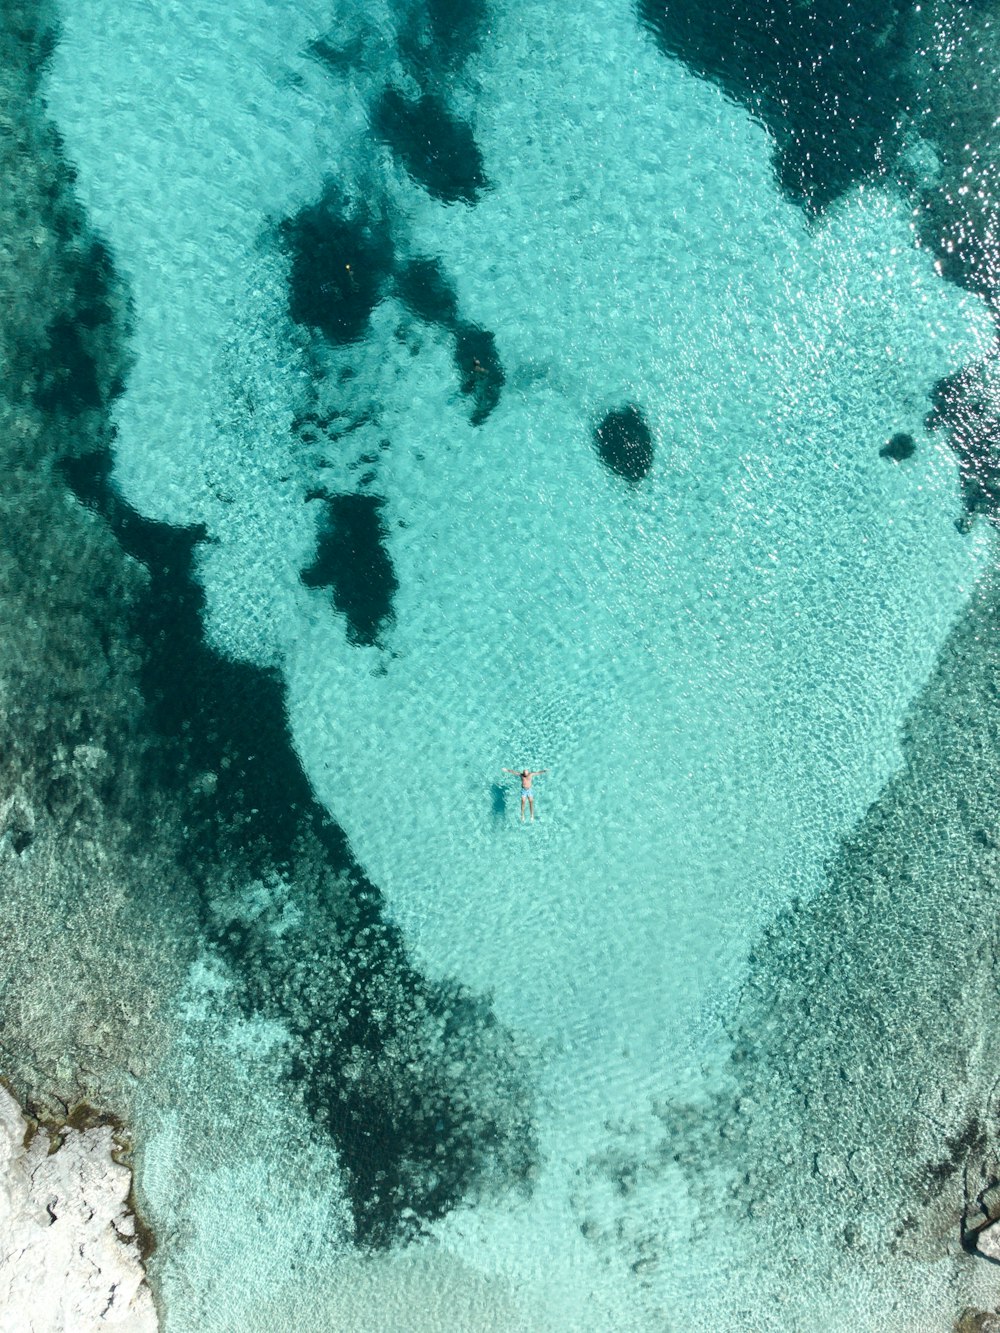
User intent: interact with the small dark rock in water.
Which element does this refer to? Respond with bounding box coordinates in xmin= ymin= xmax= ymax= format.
xmin=594 ymin=404 xmax=654 ymax=481
xmin=455 ymin=324 xmax=505 ymax=425
xmin=879 ymin=431 xmax=916 ymax=461
xmin=302 ymin=494 xmax=398 ymax=646
xmin=373 ymin=87 xmax=488 ymax=204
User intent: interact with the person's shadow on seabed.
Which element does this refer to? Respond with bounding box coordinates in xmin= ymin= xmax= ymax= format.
xmin=490 ymin=783 xmax=507 ymax=823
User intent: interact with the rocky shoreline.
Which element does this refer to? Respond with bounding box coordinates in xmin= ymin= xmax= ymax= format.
xmin=0 ymin=1083 xmax=156 ymax=1331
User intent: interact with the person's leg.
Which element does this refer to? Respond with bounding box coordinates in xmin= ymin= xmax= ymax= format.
xmin=528 ymin=794 xmax=534 ymax=821
xmin=520 ymin=794 xmax=526 ymax=822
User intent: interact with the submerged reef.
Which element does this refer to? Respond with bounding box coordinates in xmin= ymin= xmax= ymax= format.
xmin=301 ymin=493 xmax=399 ymax=647
xmin=396 ymin=255 xmax=461 ymax=326
xmin=641 ymin=0 xmax=1000 ymax=525
xmin=706 ymin=567 xmax=1000 ymax=1277
xmin=283 ymin=185 xmax=394 ymax=346
xmin=374 ymin=87 xmax=488 ymax=205
xmin=906 ymin=8 xmax=1000 ymax=522
xmin=206 ymin=868 xmax=536 ymax=1244
xmin=395 ymin=0 xmax=490 ymax=75
xmin=638 ymin=0 xmax=908 ymax=211
xmin=59 ymin=404 xmax=537 ymax=1253
xmin=0 ymin=0 xmax=535 ymax=1278
xmin=577 ymin=568 xmax=1000 ymax=1308
xmin=593 ymin=404 xmax=654 ymax=482
xmin=0 ymin=0 xmax=197 ymax=1120
xmin=298 ymin=7 xmax=505 ymax=436
xmin=285 ymin=210 xmax=506 ymax=433
xmin=928 ymin=354 xmax=1000 ymax=521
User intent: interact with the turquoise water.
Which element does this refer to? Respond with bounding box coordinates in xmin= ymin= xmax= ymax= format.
xmin=43 ymin=0 xmax=999 ymax=1326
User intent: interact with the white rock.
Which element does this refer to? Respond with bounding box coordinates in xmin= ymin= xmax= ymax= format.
xmin=0 ymin=1084 xmax=157 ymax=1331
xmin=976 ymin=1219 xmax=1000 ymax=1265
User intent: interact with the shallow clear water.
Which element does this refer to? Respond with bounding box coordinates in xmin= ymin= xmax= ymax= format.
xmin=41 ymin=0 xmax=1000 ymax=1326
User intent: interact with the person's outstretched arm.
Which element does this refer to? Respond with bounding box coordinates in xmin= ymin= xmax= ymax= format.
xmin=530 ymin=770 xmax=548 ymax=776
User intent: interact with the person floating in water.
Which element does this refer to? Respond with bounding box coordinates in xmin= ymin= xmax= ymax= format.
xmin=503 ymin=767 xmax=547 ymax=822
